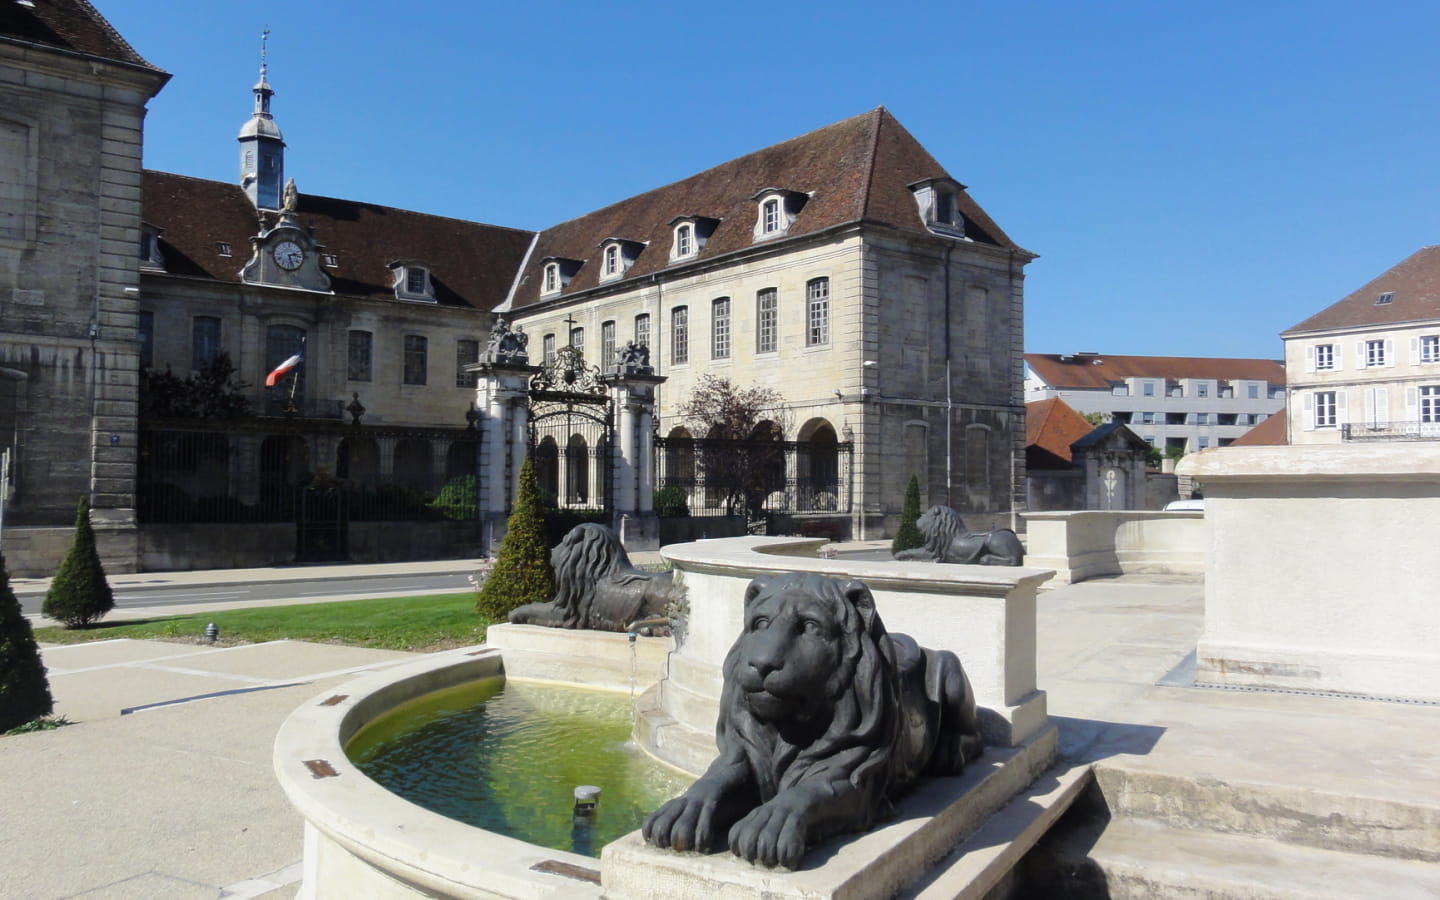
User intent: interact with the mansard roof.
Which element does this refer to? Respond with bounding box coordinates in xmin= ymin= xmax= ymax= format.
xmin=0 ymin=0 xmax=162 ymax=71
xmin=1025 ymin=353 xmax=1285 ymax=391
xmin=1283 ymin=245 xmax=1440 ymax=336
xmin=142 ymin=171 xmax=534 ymax=310
xmin=507 ymin=107 xmax=1027 ymax=311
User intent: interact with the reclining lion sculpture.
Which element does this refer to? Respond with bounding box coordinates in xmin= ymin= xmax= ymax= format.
xmin=894 ymin=505 xmax=1025 ymax=566
xmin=507 ymin=523 xmax=677 ymax=633
xmin=643 ymin=572 xmax=983 ymax=869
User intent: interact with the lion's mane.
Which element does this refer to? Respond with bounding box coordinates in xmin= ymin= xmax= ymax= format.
xmin=919 ymin=505 xmax=967 ymax=558
xmin=508 ymin=523 xmax=676 ymax=632
xmin=550 ymin=523 xmax=629 ymax=628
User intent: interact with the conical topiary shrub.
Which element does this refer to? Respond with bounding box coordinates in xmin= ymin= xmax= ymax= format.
xmin=41 ymin=496 xmax=114 ymax=629
xmin=0 ymin=551 xmax=54 ymax=733
xmin=891 ymin=474 xmax=925 ymax=555
xmin=476 ymin=456 xmax=555 ymax=621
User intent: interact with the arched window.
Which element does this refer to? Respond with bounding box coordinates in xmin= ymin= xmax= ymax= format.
xmin=535 ymin=438 xmax=560 ymax=507
xmin=393 ymin=439 xmax=434 ymax=493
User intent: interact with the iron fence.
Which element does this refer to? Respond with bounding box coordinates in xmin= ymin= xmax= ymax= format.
xmin=1341 ymin=421 xmax=1440 ymax=442
xmin=653 ymin=437 xmax=852 ymax=518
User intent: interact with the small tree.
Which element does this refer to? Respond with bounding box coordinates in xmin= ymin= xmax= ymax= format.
xmin=475 ymin=457 xmax=555 ymax=621
xmin=891 ymin=475 xmax=925 ymax=555
xmin=41 ymin=496 xmax=115 ymax=629
xmin=678 ymin=374 xmax=788 ymax=521
xmin=0 ymin=551 xmax=54 ymax=733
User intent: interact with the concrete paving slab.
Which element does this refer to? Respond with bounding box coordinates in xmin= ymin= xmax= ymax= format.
xmin=48 ymin=666 xmax=277 ymax=722
xmin=37 ymin=638 xmax=218 ymax=670
xmin=151 ymin=639 xmax=418 ymax=682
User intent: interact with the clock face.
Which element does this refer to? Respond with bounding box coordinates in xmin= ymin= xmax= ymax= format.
xmin=273 ymin=240 xmax=305 ymax=271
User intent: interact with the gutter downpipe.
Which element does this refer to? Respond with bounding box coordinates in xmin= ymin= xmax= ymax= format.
xmin=944 ymin=243 xmax=954 ymax=508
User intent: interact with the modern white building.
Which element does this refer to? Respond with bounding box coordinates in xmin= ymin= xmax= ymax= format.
xmin=1024 ymin=353 xmax=1286 ymax=455
xmin=1282 ymin=245 xmax=1440 ymax=444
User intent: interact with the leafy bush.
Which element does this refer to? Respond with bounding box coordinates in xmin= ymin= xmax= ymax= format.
xmin=0 ymin=551 xmax=54 ymax=733
xmin=428 ymin=475 xmax=478 ymax=520
xmin=475 ymin=457 xmax=555 ymax=620
xmin=891 ymin=475 xmax=925 ymax=555
xmin=41 ymin=497 xmax=115 ymax=629
xmin=653 ymin=485 xmax=690 ymax=518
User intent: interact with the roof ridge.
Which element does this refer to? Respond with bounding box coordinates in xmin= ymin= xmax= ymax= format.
xmin=73 ymin=0 xmax=163 ymax=71
xmin=859 ymin=107 xmax=885 ymax=224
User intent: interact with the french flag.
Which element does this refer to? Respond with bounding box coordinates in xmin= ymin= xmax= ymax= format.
xmin=265 ymin=353 xmax=303 ymax=387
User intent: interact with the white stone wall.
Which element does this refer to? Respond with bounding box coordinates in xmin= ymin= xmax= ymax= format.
xmin=1284 ymin=322 xmax=1440 ymax=444
xmin=1179 ymin=444 xmax=1440 ymax=700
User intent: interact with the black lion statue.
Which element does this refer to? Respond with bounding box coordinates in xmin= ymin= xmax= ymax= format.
xmin=643 ymin=572 xmax=983 ymax=869
xmin=894 ymin=505 xmax=1025 ymax=566
xmin=507 ymin=523 xmax=678 ymax=633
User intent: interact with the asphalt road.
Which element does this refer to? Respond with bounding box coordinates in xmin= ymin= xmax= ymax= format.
xmin=15 ymin=571 xmax=473 ymax=617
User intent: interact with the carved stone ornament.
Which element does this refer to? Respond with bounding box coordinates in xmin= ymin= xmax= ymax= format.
xmin=614 ymin=340 xmax=654 ymax=376
xmin=484 ymin=316 xmax=530 ymax=365
xmin=893 ymin=505 xmax=1025 ymax=566
xmin=508 ymin=523 xmax=681 ymax=634
xmin=643 ymin=572 xmax=984 ymax=869
xmin=529 ymin=344 xmax=605 ymax=397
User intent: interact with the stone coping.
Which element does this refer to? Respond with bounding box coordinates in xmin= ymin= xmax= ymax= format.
xmin=1179 ymin=443 xmax=1440 ymax=481
xmin=662 ymin=535 xmax=1055 ymax=598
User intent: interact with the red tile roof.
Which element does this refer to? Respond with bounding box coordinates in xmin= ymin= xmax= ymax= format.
xmin=1025 ymin=353 xmax=1285 ymax=390
xmin=142 ymin=171 xmax=534 ymax=310
xmin=1025 ymin=397 xmax=1095 ymax=468
xmin=1230 ymin=408 xmax=1287 ymax=446
xmin=0 ymin=0 xmax=162 ymax=71
xmin=508 ymin=107 xmax=1028 ymax=310
xmin=1284 ymin=245 xmax=1440 ymax=335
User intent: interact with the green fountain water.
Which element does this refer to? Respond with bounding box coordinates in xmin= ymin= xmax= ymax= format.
xmin=345 ymin=677 xmax=693 ymax=857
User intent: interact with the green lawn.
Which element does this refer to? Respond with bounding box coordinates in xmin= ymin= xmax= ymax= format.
xmin=32 ymin=593 xmax=495 ymax=653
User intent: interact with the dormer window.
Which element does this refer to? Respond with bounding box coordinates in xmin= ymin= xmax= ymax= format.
xmin=908 ymin=177 xmax=968 ymax=238
xmin=596 ymin=239 xmax=643 ymax=283
xmin=539 ymin=257 xmax=584 ymax=296
xmin=215 ymin=241 xmax=232 ymax=257
xmin=138 ymin=223 xmax=165 ymax=270
xmin=751 ymin=190 xmax=807 ymax=241
xmin=389 ymin=260 xmax=435 ymax=302
xmin=668 ymin=216 xmax=718 ymax=262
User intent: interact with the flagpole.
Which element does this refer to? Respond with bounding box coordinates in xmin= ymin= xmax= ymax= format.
xmin=285 ymin=336 xmax=306 ymax=414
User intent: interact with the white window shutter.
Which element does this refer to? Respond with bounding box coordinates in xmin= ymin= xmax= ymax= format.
xmin=1407 ymin=387 xmax=1418 ymax=418
xmin=1375 ymin=388 xmax=1389 ymax=426
xmin=1305 ymin=345 xmax=1315 ymax=372
xmin=1358 ymin=341 xmax=1367 ymax=366
xmin=1336 ymin=390 xmax=1348 ymax=425
xmin=1303 ymin=393 xmax=1315 ymax=431
xmin=1412 ymin=336 xmax=1421 ymax=364
xmin=1385 ymin=339 xmax=1395 ymax=367
xmin=1335 ymin=343 xmax=1343 ymax=369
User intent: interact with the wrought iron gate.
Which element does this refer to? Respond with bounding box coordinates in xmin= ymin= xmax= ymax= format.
xmin=528 ymin=345 xmax=614 ymax=526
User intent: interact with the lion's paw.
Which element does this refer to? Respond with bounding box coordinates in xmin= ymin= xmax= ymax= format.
xmin=642 ymin=792 xmax=725 ymax=855
xmin=728 ymin=800 xmax=808 ymax=870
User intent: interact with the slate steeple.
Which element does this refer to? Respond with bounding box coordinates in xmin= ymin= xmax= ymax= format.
xmin=238 ymin=28 xmax=285 ymax=209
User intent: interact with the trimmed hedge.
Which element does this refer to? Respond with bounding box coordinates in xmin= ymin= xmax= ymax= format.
xmin=475 ymin=457 xmax=555 ymax=620
xmin=41 ymin=496 xmax=115 ymax=629
xmin=0 ymin=551 xmax=54 ymax=732
xmin=891 ymin=475 xmax=925 ymax=555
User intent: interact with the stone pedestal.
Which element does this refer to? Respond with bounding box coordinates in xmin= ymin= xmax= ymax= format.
xmin=1179 ymin=444 xmax=1440 ymax=701
xmin=471 ymin=362 xmax=539 ymax=554
xmin=605 ymin=372 xmax=665 ymax=550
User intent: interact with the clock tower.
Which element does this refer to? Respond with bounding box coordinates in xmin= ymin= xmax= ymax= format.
xmin=238 ymin=29 xmax=285 ymax=209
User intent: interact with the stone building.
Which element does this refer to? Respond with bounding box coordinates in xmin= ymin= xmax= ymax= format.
xmin=1 ymin=1 xmax=1034 ymax=571
xmin=1282 ymin=245 xmax=1440 ymax=444
xmin=0 ymin=0 xmax=168 ymax=569
xmin=1025 ymin=397 xmax=1172 ymax=511
xmin=506 ymin=108 xmax=1034 ymax=538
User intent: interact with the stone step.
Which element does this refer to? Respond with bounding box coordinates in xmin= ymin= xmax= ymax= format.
xmin=1092 ymin=763 xmax=1440 ymax=862
xmin=1018 ymin=815 xmax=1440 ymax=900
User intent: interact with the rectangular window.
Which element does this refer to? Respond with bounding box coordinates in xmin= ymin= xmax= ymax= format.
xmin=1197 ymin=383 xmax=1208 ymax=398
xmin=191 ymin=316 xmax=221 ymax=369
xmin=138 ymin=310 xmax=154 ymax=369
xmin=406 ymin=267 xmax=426 ymax=294
xmin=676 ymin=225 xmax=692 ymax=257
xmin=543 ymin=333 xmax=556 ymax=364
xmin=1142 ymin=381 xmax=1155 ymax=397
xmin=601 ymin=320 xmax=616 ymax=368
xmin=570 ymin=327 xmax=584 ymax=356
xmin=1421 ymin=386 xmax=1440 ymax=424
xmin=712 ymin=297 xmax=731 ymax=359
xmin=634 ymin=313 xmax=650 ymax=348
xmin=215 ymin=242 xmax=231 ymax=257
xmin=1315 ymin=344 xmax=1335 ymax=370
xmin=323 ymin=253 xmax=339 ymax=267
xmin=1314 ymin=391 xmax=1337 ymax=428
xmin=756 ymin=288 xmax=777 ymax=353
xmin=1194 ymin=412 xmax=1210 ymax=425
xmin=806 ymin=278 xmax=829 ymax=347
xmin=762 ymin=199 xmax=780 ymax=234
xmin=1421 ymin=335 xmax=1440 ymax=364
xmin=403 ymin=334 xmax=428 ymax=385
xmin=266 ymin=324 xmax=306 ymax=399
xmin=348 ymin=330 xmax=372 ymax=381
xmin=672 ymin=306 xmax=689 ymax=365
xmin=1366 ymin=339 xmax=1386 ymax=367
xmin=456 ymin=339 xmax=479 ymax=388
xmin=1247 ymin=383 xmax=1260 ymax=399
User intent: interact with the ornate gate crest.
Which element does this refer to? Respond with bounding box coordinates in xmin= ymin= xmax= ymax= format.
xmin=528 ymin=345 xmax=613 ymax=516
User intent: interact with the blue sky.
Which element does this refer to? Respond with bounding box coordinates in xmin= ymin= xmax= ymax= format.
xmin=99 ymin=1 xmax=1440 ymax=361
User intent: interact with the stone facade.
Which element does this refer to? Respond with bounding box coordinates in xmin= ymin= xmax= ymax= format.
xmin=0 ymin=8 xmax=168 ymax=573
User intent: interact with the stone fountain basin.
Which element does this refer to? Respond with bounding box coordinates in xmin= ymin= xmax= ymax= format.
xmin=274 ymin=643 xmax=651 ymax=900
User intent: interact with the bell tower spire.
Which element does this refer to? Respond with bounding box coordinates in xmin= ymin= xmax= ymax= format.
xmin=238 ymin=27 xmax=285 ymax=209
